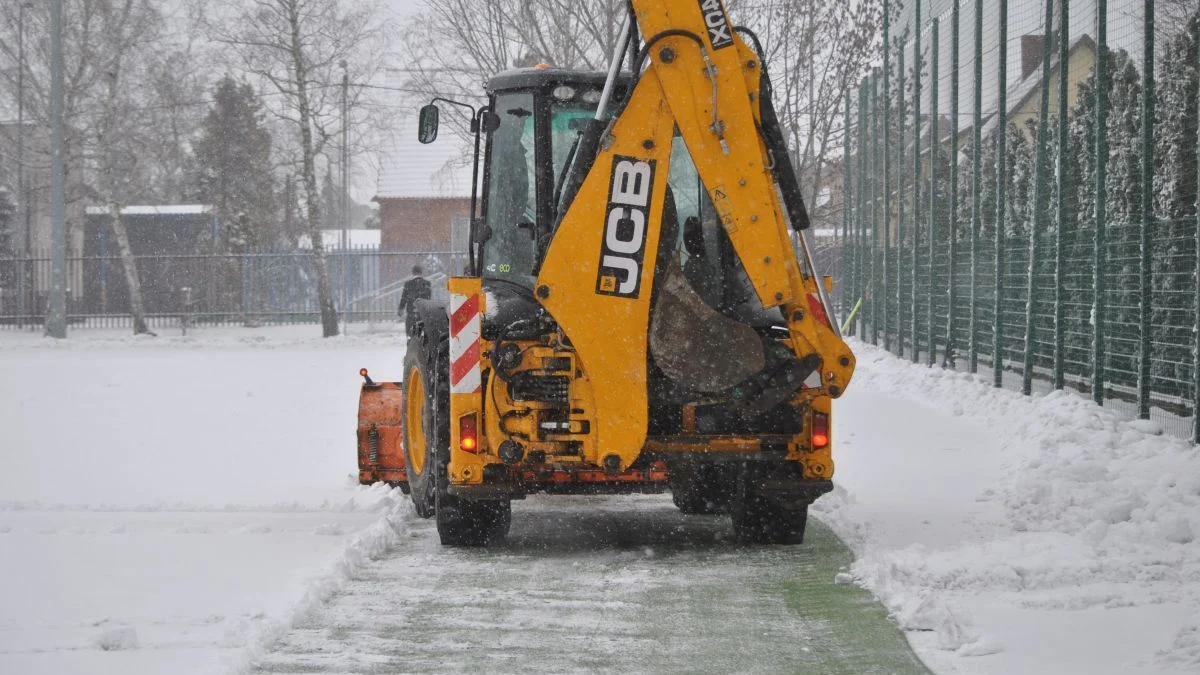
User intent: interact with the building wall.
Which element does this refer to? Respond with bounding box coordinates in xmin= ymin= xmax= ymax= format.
xmin=1011 ymin=44 xmax=1097 ymax=140
xmin=376 ymin=196 xmax=471 ymax=286
xmin=377 ymin=196 xmax=470 ymax=252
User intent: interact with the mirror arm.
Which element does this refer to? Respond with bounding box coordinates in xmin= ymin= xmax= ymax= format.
xmin=423 ymin=97 xmax=491 ymax=276
xmin=467 ymin=107 xmax=486 ymax=276
xmin=429 ymin=96 xmax=479 ymax=122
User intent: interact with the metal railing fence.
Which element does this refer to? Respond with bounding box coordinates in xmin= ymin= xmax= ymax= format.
xmin=843 ymin=0 xmax=1200 ymax=441
xmin=0 ymin=246 xmax=465 ymax=330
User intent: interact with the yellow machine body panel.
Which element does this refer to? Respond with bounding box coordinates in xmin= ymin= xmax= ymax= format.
xmin=534 ymin=74 xmax=678 ymax=471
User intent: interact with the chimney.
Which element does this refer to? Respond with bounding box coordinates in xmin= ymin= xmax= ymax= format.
xmin=1021 ymin=35 xmax=1045 ymax=80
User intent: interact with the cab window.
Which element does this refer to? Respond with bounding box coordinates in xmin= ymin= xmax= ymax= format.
xmin=481 ymin=92 xmax=537 ymax=285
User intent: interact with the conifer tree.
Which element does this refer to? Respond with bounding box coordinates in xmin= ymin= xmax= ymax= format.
xmin=1151 ymin=15 xmax=1199 ymax=395
xmin=193 ymin=75 xmax=278 ymax=252
xmin=1105 ymin=49 xmax=1144 ymax=386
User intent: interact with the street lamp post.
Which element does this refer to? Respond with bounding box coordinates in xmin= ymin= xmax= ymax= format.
xmin=16 ymin=1 xmax=33 ymax=328
xmin=340 ymin=60 xmax=349 ymax=250
xmin=47 ymin=0 xmax=67 ymax=338
xmin=339 ymin=60 xmax=349 ymax=330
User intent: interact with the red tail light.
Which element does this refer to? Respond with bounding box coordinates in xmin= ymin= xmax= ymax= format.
xmin=459 ymin=413 xmax=479 ymax=452
xmin=811 ymin=412 xmax=829 ymax=449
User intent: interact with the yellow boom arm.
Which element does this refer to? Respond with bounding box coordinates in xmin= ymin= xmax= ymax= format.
xmin=535 ymin=0 xmax=855 ymax=471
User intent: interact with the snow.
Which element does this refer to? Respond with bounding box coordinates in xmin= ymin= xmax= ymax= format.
xmin=0 ymin=325 xmax=413 ymax=675
xmin=2 ymin=326 xmax=1198 ymax=673
xmin=820 ymin=339 xmax=1200 ymax=674
xmin=83 ymin=205 xmax=213 ymax=216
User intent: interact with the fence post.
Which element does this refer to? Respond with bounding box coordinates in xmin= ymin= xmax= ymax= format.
xmin=882 ymin=1 xmax=891 ymax=352
xmin=1092 ymin=0 xmax=1109 ymax=406
xmin=181 ymin=286 xmax=192 ymax=336
xmin=857 ymin=80 xmax=869 ymax=336
xmin=970 ymin=0 xmax=983 ymax=374
xmin=1137 ymin=0 xmax=1154 ymax=420
xmin=843 ymin=90 xmax=852 ymax=317
xmin=241 ymin=249 xmax=249 ymax=323
xmin=911 ymin=0 xmax=922 ymax=364
xmin=927 ymin=17 xmax=939 ymax=368
xmin=994 ymin=0 xmax=1008 ymax=388
xmin=870 ymin=69 xmax=880 ymax=345
xmin=947 ymin=0 xmax=960 ymax=370
xmin=1054 ymin=0 xmax=1070 ymax=390
xmin=1024 ymin=0 xmax=1054 ymax=396
xmin=1194 ymin=20 xmax=1200 ymax=444
xmin=897 ymin=37 xmax=907 ymax=357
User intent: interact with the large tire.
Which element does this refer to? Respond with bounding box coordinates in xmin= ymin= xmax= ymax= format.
xmin=670 ymin=463 xmax=732 ymax=515
xmin=730 ymin=463 xmax=809 ymax=545
xmin=402 ymin=326 xmax=512 ymax=545
xmin=402 ymin=333 xmax=447 ymax=519
xmin=436 ymin=491 xmax=512 ymax=546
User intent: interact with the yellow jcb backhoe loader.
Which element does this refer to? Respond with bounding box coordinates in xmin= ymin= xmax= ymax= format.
xmin=356 ymin=0 xmax=856 ymax=546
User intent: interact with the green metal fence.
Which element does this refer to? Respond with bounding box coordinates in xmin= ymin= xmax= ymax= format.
xmin=841 ymin=0 xmax=1200 ymax=442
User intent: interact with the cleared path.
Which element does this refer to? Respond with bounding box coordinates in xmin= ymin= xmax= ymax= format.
xmin=254 ymin=495 xmax=930 ymax=674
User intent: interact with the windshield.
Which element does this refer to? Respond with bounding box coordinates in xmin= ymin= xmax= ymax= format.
xmin=549 ymin=101 xmax=598 ymax=196
xmin=480 ymin=87 xmax=611 ymax=287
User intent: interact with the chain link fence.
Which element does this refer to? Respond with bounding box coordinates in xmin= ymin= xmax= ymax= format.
xmin=0 ymin=247 xmax=466 ymax=330
xmin=842 ymin=0 xmax=1200 ymax=441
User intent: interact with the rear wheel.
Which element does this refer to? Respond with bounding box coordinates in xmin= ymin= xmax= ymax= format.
xmin=402 ymin=330 xmax=511 ymax=545
xmin=402 ymin=335 xmax=445 ymax=519
xmin=730 ymin=463 xmax=809 ymax=544
xmin=670 ymin=462 xmax=732 ymax=515
xmin=436 ymin=491 xmax=512 ymax=546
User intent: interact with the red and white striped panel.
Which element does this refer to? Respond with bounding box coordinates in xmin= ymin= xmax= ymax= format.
xmin=448 ymin=292 xmax=482 ymax=395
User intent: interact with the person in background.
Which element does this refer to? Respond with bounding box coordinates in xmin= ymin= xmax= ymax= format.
xmin=398 ymin=265 xmax=431 ymax=335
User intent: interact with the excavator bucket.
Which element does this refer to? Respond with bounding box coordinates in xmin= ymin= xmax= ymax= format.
xmin=356 ymin=369 xmax=407 ymax=491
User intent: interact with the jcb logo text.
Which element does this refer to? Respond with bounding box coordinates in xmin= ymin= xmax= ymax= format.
xmin=698 ymin=0 xmax=733 ymax=49
xmin=596 ymin=156 xmax=655 ymax=298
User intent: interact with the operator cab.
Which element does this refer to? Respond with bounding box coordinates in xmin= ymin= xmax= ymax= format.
xmin=478 ymin=68 xmax=624 ymax=287
xmin=415 ymin=67 xmax=756 ymax=315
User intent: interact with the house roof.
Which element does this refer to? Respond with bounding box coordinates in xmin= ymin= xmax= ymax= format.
xmin=374 ymin=115 xmax=475 ymax=200
xmin=978 ymin=34 xmax=1096 ymax=138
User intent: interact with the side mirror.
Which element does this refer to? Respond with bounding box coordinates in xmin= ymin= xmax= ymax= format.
xmin=418 ymin=104 xmax=439 ymax=144
xmin=823 ymin=275 xmax=834 ymax=293
xmin=480 ymin=110 xmax=501 ymax=133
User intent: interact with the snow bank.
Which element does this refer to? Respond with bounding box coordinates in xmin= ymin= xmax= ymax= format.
xmin=220 ymin=485 xmax=414 ymax=675
xmin=818 ymin=340 xmax=1200 ymax=673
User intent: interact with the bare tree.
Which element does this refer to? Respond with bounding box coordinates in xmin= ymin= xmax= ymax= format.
xmin=403 ymin=0 xmax=879 ymax=231
xmin=401 ymin=0 xmax=624 ymax=116
xmin=209 ymin=0 xmax=395 ymax=337
xmin=93 ymin=0 xmax=165 ymax=335
xmin=0 ymin=0 xmax=175 ymax=334
xmin=729 ymin=0 xmax=882 ymax=229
